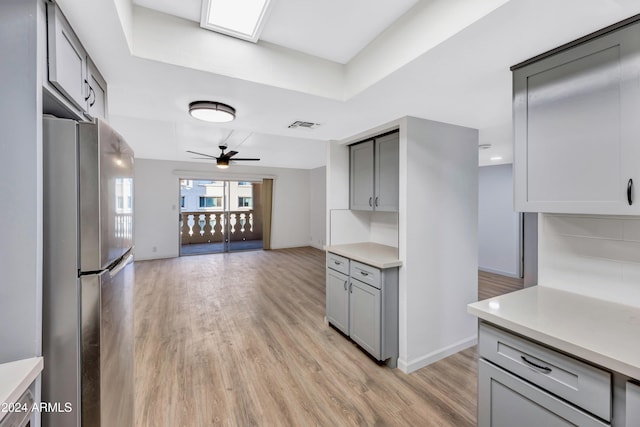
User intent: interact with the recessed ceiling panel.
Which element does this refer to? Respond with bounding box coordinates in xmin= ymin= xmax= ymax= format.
xmin=134 ymin=0 xmax=201 ymax=22
xmin=260 ymin=0 xmax=420 ymax=63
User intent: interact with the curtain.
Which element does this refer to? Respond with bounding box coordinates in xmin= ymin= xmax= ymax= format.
xmin=262 ymin=178 xmax=273 ymax=250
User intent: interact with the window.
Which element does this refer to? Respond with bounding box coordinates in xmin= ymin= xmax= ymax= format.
xmin=239 ymin=181 xmax=251 ymax=186
xmin=180 ymin=196 xmax=185 ymax=208
xmin=238 ymin=197 xmax=252 ymax=208
xmin=199 ymin=196 xmax=222 ymax=208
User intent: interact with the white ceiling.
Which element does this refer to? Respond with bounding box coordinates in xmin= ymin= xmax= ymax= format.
xmin=133 ymin=0 xmax=420 ymax=64
xmin=56 ymin=0 xmax=640 ymax=170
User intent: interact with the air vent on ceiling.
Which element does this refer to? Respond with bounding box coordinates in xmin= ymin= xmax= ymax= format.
xmin=288 ymin=120 xmax=320 ymax=129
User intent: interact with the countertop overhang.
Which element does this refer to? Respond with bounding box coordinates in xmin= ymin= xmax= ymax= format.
xmin=468 ymin=286 xmax=640 ymax=379
xmin=325 ymin=242 xmax=401 ymax=269
xmin=0 ymin=357 xmax=43 ymax=422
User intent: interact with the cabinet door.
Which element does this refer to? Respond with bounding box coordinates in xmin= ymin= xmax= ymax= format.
xmin=47 ymin=4 xmax=88 ymax=111
xmin=513 ymin=23 xmax=640 ymax=214
xmin=349 ymin=279 xmax=381 ymax=359
xmin=628 ymin=381 xmax=640 ymax=426
xmin=374 ymin=132 xmax=399 ymax=212
xmin=350 ymin=140 xmax=375 ymax=211
xmin=86 ymin=59 xmax=108 ymax=121
xmin=478 ymin=360 xmax=608 ymax=427
xmin=326 ymin=269 xmax=349 ymax=335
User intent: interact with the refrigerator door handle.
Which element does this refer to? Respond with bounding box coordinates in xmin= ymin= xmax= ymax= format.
xmin=109 ymin=250 xmax=133 ymax=278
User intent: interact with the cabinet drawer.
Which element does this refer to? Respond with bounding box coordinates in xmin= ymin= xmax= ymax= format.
xmin=479 ymin=322 xmax=611 ymax=421
xmin=350 ymin=261 xmax=381 ymax=289
xmin=327 ymin=253 xmax=349 ymax=275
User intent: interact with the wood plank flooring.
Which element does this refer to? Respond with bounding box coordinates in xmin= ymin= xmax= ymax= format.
xmin=478 ymin=270 xmax=524 ymax=301
xmin=134 ymin=247 xmax=520 ymax=427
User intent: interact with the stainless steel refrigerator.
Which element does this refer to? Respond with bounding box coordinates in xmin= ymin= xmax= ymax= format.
xmin=43 ymin=117 xmax=135 ymax=427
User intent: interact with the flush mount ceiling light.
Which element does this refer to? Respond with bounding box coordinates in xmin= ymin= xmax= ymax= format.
xmin=189 ymin=101 xmax=236 ymax=123
xmin=200 ymin=0 xmax=272 ymax=43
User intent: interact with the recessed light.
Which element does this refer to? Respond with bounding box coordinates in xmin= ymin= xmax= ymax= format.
xmin=189 ymin=101 xmax=236 ymax=123
xmin=200 ymin=0 xmax=271 ymax=42
xmin=490 ymin=156 xmax=503 ymax=161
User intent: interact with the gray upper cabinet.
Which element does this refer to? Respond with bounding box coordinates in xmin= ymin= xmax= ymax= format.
xmin=374 ymin=132 xmax=400 ymax=212
xmin=86 ymin=58 xmax=108 ymax=121
xmin=350 ymin=131 xmax=399 ymax=212
xmin=513 ymin=21 xmax=640 ymax=215
xmin=46 ymin=3 xmax=108 ymax=121
xmin=350 ymin=140 xmax=375 ymax=210
xmin=47 ymin=3 xmax=87 ymax=111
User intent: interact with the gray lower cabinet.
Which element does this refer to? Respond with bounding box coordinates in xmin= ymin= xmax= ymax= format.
xmin=478 ymin=360 xmax=607 ymax=427
xmin=478 ymin=322 xmax=612 ymax=427
xmin=325 ymin=253 xmax=398 ymax=365
xmin=326 ymin=268 xmax=349 ymax=335
xmin=349 ymin=278 xmax=381 ymax=358
xmin=627 ymin=382 xmax=640 ymax=426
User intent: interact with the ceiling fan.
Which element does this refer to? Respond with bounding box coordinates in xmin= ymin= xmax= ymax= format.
xmin=187 ymin=145 xmax=260 ymax=169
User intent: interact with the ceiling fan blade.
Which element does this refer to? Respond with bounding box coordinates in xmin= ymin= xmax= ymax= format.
xmin=226 ymin=150 xmax=239 ymax=158
xmin=231 ymin=158 xmax=261 ymax=161
xmin=191 ymin=157 xmax=217 ymax=160
xmin=186 ymin=150 xmax=219 ymax=159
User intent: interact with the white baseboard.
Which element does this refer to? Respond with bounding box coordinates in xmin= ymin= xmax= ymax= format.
xmin=398 ymin=335 xmax=478 ymax=374
xmin=134 ymin=253 xmax=178 ymax=262
xmin=478 ymin=266 xmax=520 ymax=279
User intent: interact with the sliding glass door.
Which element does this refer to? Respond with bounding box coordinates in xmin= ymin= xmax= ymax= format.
xmin=179 ymin=179 xmax=264 ymax=255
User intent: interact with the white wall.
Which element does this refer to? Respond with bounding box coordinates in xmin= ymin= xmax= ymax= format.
xmin=328 ymin=210 xmax=398 ymax=247
xmin=0 ymin=0 xmax=44 ymax=365
xmin=538 ymin=214 xmax=640 ymax=307
xmin=399 ymin=117 xmax=478 ymax=373
xmin=478 ymin=164 xmax=521 ymax=277
xmin=309 ymin=166 xmax=326 ymax=249
xmin=134 ymin=159 xmax=312 ymax=260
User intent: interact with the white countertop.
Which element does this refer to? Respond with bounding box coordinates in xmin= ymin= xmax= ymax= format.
xmin=0 ymin=357 xmax=43 ymax=422
xmin=468 ymin=286 xmax=640 ymax=379
xmin=326 ymin=242 xmax=402 ymax=269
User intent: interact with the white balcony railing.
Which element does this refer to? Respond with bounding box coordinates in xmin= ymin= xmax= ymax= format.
xmin=180 ymin=211 xmax=260 ymax=244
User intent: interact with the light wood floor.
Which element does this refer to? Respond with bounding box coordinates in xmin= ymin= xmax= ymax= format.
xmin=478 ymin=270 xmax=524 ymax=301
xmin=134 ymin=247 xmax=522 ymax=427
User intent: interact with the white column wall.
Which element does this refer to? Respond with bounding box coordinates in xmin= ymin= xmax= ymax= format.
xmin=398 ymin=117 xmax=478 ymax=372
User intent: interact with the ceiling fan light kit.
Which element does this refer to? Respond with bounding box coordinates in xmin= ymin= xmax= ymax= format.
xmin=186 ymin=145 xmax=260 ymax=169
xmin=189 ymin=101 xmax=236 ymax=123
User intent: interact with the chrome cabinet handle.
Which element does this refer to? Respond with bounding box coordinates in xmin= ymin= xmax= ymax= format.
xmin=343 ymin=281 xmax=347 ymax=291
xmin=375 ymin=197 xmax=379 ymax=207
xmin=334 ymin=260 xmax=341 ymax=265
xmin=628 ymin=179 xmax=633 ymax=206
xmin=360 ymin=271 xmax=369 ymax=276
xmin=521 ymin=355 xmax=552 ymax=374
xmin=349 ymin=283 xmax=352 ymax=293
xmin=369 ymin=197 xmax=373 ymax=207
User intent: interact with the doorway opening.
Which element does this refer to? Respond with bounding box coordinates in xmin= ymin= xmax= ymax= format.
xmin=179 ymin=179 xmax=264 ymax=255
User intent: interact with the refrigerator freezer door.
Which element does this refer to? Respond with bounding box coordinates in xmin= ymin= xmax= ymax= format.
xmin=81 ymin=251 xmax=134 ymax=427
xmin=79 ymin=119 xmax=134 ymax=271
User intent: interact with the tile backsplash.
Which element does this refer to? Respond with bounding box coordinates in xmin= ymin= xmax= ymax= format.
xmin=539 ymin=214 xmax=640 ymax=307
